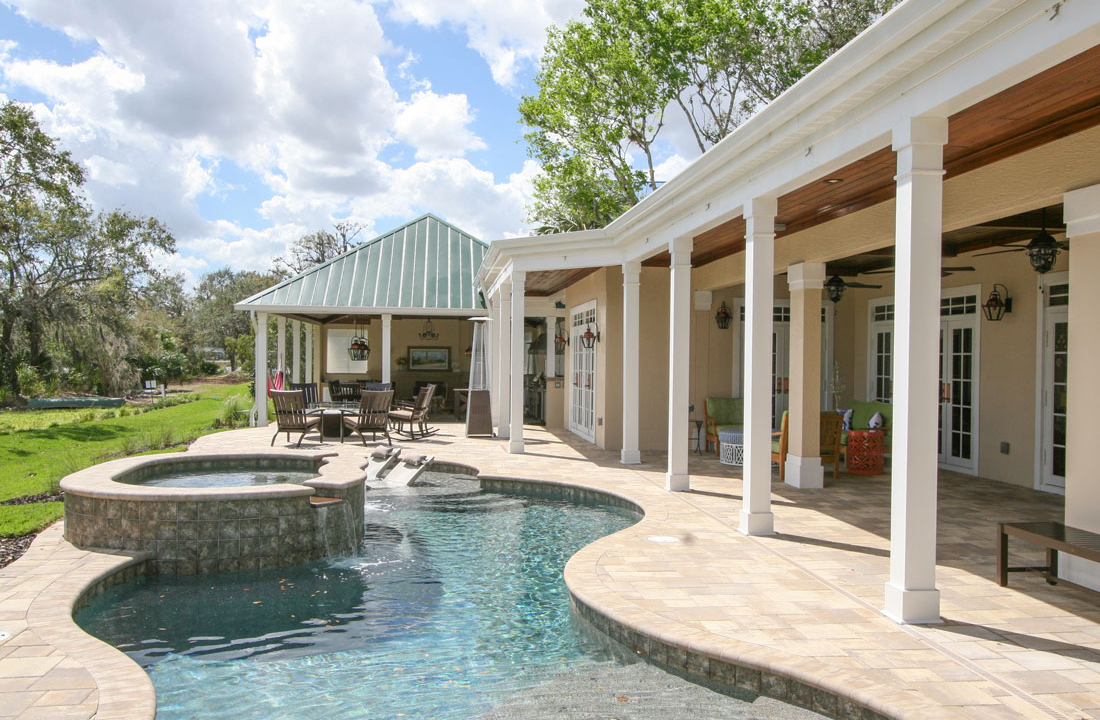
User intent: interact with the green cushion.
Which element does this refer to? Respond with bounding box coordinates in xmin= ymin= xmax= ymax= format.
xmin=706 ymin=397 xmax=744 ymax=426
xmin=771 ymin=437 xmax=782 ymax=453
xmin=714 ymin=423 xmax=742 ymax=435
xmin=843 ymin=401 xmax=893 ymax=448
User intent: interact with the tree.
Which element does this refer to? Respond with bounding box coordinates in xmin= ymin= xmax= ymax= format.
xmin=273 ymin=221 xmax=365 ymax=275
xmin=193 ymin=268 xmax=281 ymax=371
xmin=520 ymin=0 xmax=898 ymax=232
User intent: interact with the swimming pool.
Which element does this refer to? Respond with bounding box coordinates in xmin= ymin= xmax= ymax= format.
xmin=76 ymin=472 xmax=640 ymax=718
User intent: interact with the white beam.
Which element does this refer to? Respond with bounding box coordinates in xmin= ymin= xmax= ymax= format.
xmin=509 ymin=272 xmax=526 ymax=453
xmin=381 ymin=314 xmax=392 ymax=385
xmin=622 ymin=261 xmax=642 ymax=465
xmin=666 ymin=237 xmax=692 ymax=490
xmin=253 ymin=312 xmax=268 ymax=427
xmin=884 ymin=116 xmax=946 ymax=625
xmin=740 ymin=198 xmax=777 ymax=535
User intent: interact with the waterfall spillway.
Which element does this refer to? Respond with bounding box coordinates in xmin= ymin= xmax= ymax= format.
xmin=314 ymin=500 xmax=358 ymax=558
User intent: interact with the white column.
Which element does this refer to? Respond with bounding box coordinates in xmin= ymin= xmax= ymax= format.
xmin=305 ymin=323 xmax=314 ymax=384
xmin=885 ymin=116 xmax=947 ymax=625
xmin=544 ymin=315 xmax=556 ymax=379
xmin=291 ymin=320 xmax=301 ymax=383
xmin=489 ymin=297 xmax=500 ymax=427
xmin=253 ymin=312 xmax=268 ymax=427
xmin=785 ymin=262 xmax=826 ymax=488
xmin=276 ymin=316 xmax=286 ymax=373
xmin=509 ymin=272 xmax=526 ymax=453
xmin=666 ymin=237 xmax=692 ymax=491
xmin=381 ymin=314 xmax=393 ymax=384
xmin=1059 ymin=185 xmax=1100 ymax=587
xmin=622 ymin=261 xmax=642 ymax=464
xmin=740 ymin=197 xmax=777 ymax=535
xmin=497 ymin=282 xmax=512 ymax=439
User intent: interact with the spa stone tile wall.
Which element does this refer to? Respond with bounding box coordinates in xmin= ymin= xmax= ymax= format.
xmin=64 ymin=493 xmax=329 ymax=574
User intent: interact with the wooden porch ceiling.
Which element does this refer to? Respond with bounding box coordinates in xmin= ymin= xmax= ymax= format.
xmin=525 ymin=43 xmax=1100 ymax=294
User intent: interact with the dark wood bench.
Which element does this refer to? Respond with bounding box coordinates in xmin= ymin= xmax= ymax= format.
xmin=997 ymin=521 xmax=1100 ymax=587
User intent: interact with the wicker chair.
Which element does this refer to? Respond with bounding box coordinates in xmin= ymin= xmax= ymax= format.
xmin=389 ymin=384 xmax=437 ymax=439
xmin=342 ymin=390 xmax=394 ymax=446
xmin=270 ymin=389 xmax=321 ymax=447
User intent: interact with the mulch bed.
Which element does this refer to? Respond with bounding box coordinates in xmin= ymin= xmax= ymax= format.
xmin=1 ymin=492 xmax=63 ymax=506
xmin=0 ymin=533 xmax=35 ymax=568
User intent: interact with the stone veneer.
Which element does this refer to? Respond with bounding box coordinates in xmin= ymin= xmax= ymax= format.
xmin=61 ymin=452 xmax=366 ymax=574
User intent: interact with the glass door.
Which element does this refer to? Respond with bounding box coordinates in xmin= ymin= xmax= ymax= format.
xmin=937 ymin=291 xmax=980 ymax=474
xmin=1039 ymin=277 xmax=1069 ymax=493
xmin=569 ymin=301 xmax=596 ymax=443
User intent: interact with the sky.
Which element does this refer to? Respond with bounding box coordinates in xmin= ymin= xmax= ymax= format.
xmin=0 ymin=0 xmax=694 ymax=286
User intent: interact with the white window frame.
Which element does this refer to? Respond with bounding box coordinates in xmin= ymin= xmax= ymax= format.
xmin=325 ymin=327 xmax=370 ymax=375
xmin=1034 ymin=270 xmax=1069 ymax=494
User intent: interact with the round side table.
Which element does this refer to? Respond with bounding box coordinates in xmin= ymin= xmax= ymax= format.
xmin=846 ymin=429 xmax=885 ymax=475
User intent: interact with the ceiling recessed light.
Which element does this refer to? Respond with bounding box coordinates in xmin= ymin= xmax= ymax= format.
xmin=824 ymin=178 xmax=843 ymax=184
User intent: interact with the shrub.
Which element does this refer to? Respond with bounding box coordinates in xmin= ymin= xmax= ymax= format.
xmin=219 ymin=395 xmax=250 ymax=428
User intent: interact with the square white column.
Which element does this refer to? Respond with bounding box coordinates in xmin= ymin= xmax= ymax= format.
xmin=253 ymin=312 xmax=268 ymax=427
xmin=509 ymin=272 xmax=526 ymax=453
xmin=667 ymin=237 xmax=692 ymax=491
xmin=291 ymin=320 xmax=301 ymax=383
xmin=381 ymin=314 xmax=393 ymax=384
xmin=305 ymin=323 xmax=314 ymax=385
xmin=544 ymin=315 xmax=557 ymax=379
xmin=276 ymin=316 xmax=286 ymax=373
xmin=785 ymin=262 xmax=826 ymax=489
xmin=740 ymin=197 xmax=777 ymax=535
xmin=497 ymin=282 xmax=512 ymax=439
xmin=884 ymin=116 xmax=947 ymax=625
xmin=1060 ymin=183 xmax=1100 ymax=588
xmin=622 ymin=261 xmax=642 ymax=465
xmin=489 ymin=298 xmax=500 ymax=428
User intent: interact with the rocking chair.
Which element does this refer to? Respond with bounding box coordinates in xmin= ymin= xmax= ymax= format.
xmin=342 ymin=390 xmax=394 ymax=446
xmin=388 ymin=384 xmax=438 ymax=439
xmin=270 ymin=389 xmax=321 ymax=447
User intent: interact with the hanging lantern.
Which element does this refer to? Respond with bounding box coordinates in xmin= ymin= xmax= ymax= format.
xmin=579 ymin=322 xmax=600 ymax=350
xmin=347 ymin=320 xmax=370 ymax=361
xmin=418 ymin=318 xmax=439 ymax=341
xmin=1026 ymin=233 xmax=1060 ymax=274
xmin=981 ymin=283 xmax=1013 ymax=321
xmin=715 ymin=301 xmax=732 ymax=329
xmin=825 ymin=275 xmax=846 ymax=304
xmin=554 ymin=320 xmax=568 ymax=351
xmin=464 ymin=345 xmax=472 ymax=356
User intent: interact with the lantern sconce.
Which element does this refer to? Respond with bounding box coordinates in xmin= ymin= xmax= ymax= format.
xmin=982 ymin=283 xmax=1013 ymax=322
xmin=715 ymin=301 xmax=732 ymax=329
xmin=554 ymin=320 xmax=568 ymax=350
xmin=579 ymin=322 xmax=600 ymax=350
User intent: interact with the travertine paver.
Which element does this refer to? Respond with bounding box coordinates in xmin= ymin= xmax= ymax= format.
xmin=3 ymin=421 xmax=1097 ymax=719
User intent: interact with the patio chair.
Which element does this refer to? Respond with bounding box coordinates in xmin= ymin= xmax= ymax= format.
xmin=342 ymin=390 xmax=394 ymax=446
xmin=329 ymin=381 xmax=361 ymax=403
xmin=771 ymin=411 xmax=789 ymax=481
xmin=704 ymin=397 xmax=744 ymax=456
xmin=289 ymin=382 xmax=319 ymax=406
xmin=363 ymin=382 xmax=392 ymax=392
xmin=270 ymin=389 xmax=321 ymax=447
xmin=771 ymin=411 xmax=845 ymax=482
xmin=389 ymin=384 xmax=438 ymax=440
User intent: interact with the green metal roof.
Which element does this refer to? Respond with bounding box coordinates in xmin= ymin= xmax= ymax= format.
xmin=237 ymin=214 xmax=488 ymax=314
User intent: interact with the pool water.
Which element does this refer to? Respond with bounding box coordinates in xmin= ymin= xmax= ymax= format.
xmin=117 ymin=469 xmax=318 ymax=488
xmin=76 ymin=473 xmax=639 ymax=719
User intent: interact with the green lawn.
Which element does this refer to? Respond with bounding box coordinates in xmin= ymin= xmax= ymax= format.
xmin=0 ymin=383 xmax=251 ymax=537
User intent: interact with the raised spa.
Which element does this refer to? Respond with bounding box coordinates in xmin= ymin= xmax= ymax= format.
xmin=60 ymin=452 xmax=366 ymax=574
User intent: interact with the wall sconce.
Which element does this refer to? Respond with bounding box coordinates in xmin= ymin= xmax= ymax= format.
xmin=715 ymin=301 xmax=732 ymax=329
xmin=554 ymin=320 xmax=568 ymax=350
xmin=579 ymin=323 xmax=600 ymax=350
xmin=982 ymin=284 xmax=1012 ymax=321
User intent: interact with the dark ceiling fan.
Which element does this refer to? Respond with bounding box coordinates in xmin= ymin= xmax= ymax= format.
xmin=861 ymin=265 xmax=976 ymax=278
xmin=825 ymin=275 xmax=882 ymax=304
xmin=973 ymin=207 xmax=1066 ymax=274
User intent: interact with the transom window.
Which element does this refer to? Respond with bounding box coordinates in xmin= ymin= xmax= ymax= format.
xmin=940 ymin=295 xmax=977 ymax=316
xmin=1047 ymin=283 xmax=1069 ymax=307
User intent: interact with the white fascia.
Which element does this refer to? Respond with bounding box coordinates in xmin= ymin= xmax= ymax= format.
xmin=229 ymin=304 xmax=477 ymax=318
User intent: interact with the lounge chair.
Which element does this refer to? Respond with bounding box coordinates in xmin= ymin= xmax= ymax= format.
xmin=270 ymin=389 xmax=321 ymax=447
xmin=365 ymin=446 xmax=401 ymax=481
xmin=389 ymin=384 xmax=437 ymax=440
xmin=383 ymin=453 xmax=434 ymax=486
xmin=342 ymin=390 xmax=394 ymax=446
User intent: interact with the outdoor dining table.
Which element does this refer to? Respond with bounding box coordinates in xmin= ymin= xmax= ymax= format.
xmin=307 ymin=402 xmax=357 ymax=441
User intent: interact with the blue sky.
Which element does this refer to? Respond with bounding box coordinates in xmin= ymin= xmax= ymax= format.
xmin=0 ymin=0 xmax=603 ymax=284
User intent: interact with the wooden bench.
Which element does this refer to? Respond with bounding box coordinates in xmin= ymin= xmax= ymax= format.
xmin=997 ymin=521 xmax=1100 ymax=587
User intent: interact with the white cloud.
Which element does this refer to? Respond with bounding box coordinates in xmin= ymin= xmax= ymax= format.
xmin=394 ymin=90 xmax=486 ymax=160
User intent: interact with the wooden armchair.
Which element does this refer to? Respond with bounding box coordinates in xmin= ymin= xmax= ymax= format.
xmin=771 ymin=411 xmax=846 ymax=482
xmin=704 ymin=397 xmax=744 ymax=456
xmin=771 ymin=411 xmax=789 ymax=481
xmin=270 ymin=389 xmax=321 ymax=447
xmin=389 ymin=384 xmax=437 ymax=439
xmin=343 ymin=390 xmax=394 ymax=446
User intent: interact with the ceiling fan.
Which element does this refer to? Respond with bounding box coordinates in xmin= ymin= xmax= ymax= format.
xmin=861 ymin=265 xmax=976 ymax=278
xmin=825 ymin=275 xmax=882 ymax=304
xmin=972 ymin=207 xmax=1066 ymax=274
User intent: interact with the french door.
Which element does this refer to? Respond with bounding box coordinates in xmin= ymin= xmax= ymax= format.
xmin=569 ymin=301 xmax=597 ymax=442
xmin=1039 ymin=275 xmax=1069 ymax=493
xmin=937 ymin=290 xmax=980 ymax=474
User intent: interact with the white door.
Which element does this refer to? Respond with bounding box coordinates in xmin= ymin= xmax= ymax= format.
xmin=569 ymin=301 xmax=597 ymax=442
xmin=772 ymin=315 xmax=790 ymax=427
xmin=1039 ymin=276 xmax=1069 ymax=493
xmin=937 ymin=290 xmax=980 ymax=474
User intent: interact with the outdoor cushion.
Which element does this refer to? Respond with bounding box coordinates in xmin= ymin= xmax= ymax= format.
xmin=705 ymin=397 xmax=744 ymax=426
xmin=714 ymin=423 xmax=743 ymax=435
xmin=868 ymin=411 xmax=884 ymax=429
xmin=841 ymin=400 xmax=893 ymax=448
xmin=842 ymin=408 xmax=853 ymax=430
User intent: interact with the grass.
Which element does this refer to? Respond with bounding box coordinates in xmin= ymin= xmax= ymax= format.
xmin=0 ymin=383 xmax=250 ymax=537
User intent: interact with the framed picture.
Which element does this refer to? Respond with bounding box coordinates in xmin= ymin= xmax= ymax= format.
xmin=408 ymin=346 xmax=450 ymax=371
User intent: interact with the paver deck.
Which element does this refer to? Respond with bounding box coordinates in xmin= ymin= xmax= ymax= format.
xmin=2 ymin=421 xmax=1096 ymax=719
